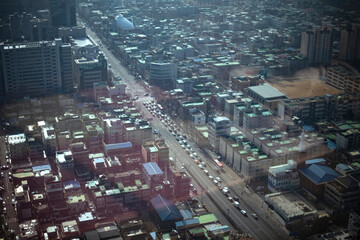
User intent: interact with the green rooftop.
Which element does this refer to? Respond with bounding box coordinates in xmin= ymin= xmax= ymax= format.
xmin=195 ymin=213 xmax=217 ymax=224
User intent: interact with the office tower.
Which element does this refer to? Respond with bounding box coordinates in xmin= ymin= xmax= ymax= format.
xmin=0 ymin=39 xmax=73 ymax=100
xmin=339 ymin=24 xmax=360 ymax=61
xmin=49 ymin=0 xmax=76 ymax=27
xmin=9 ymin=13 xmax=22 ymax=41
xmin=300 ymin=27 xmax=333 ymax=65
xmin=149 ymin=62 xmax=177 ymax=89
xmin=74 ymin=52 xmax=108 ymax=90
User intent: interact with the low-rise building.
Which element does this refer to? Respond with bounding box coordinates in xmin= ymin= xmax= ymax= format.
xmin=268 ymin=160 xmax=300 ymax=193
xmin=142 ymin=162 xmax=164 ymax=189
xmin=324 ymin=173 xmax=360 ymax=212
xmin=8 ymin=133 xmax=27 ymax=161
xmin=248 ymin=84 xmax=287 ymax=110
xmin=299 ymin=162 xmax=340 ymax=199
xmin=208 ymin=116 xmax=231 ymax=151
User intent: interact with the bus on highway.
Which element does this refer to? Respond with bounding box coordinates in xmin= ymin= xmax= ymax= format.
xmin=214 ymin=159 xmax=223 ymax=168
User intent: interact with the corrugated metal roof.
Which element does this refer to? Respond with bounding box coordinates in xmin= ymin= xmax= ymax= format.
xmin=143 ymin=162 xmax=163 ymax=176
xmin=300 ymin=164 xmax=339 ymax=184
xmin=150 ymin=195 xmax=182 ymax=222
xmin=175 ymin=218 xmax=200 ymax=228
xmin=249 ymin=83 xmax=286 ymax=99
xmin=305 ymin=158 xmax=326 ymax=165
xmin=32 ymin=164 xmax=51 ymax=172
xmin=105 ymin=142 xmax=132 ymax=151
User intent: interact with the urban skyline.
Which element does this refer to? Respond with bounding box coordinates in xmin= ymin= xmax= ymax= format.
xmin=0 ymin=0 xmax=359 ymax=239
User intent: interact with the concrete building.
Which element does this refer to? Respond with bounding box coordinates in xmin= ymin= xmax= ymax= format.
xmin=233 ymin=98 xmax=258 ymax=127
xmin=8 ymin=133 xmax=27 ymax=161
xmin=299 ymin=162 xmax=340 ymax=199
xmin=208 ymin=116 xmax=231 ymax=151
xmin=189 ymin=108 xmax=206 ymax=126
xmin=339 ymin=24 xmax=360 ymax=61
xmin=0 ymin=39 xmax=73 ymax=100
xmin=326 ymin=65 xmax=360 ymax=93
xmin=278 ymin=93 xmax=360 ymax=122
xmin=56 ymin=150 xmax=74 ymax=181
xmin=41 ymin=126 xmax=57 ymax=155
xmin=149 ymin=62 xmax=177 ymax=90
xmin=142 ymin=162 xmax=164 ymax=188
xmin=102 ymin=118 xmax=123 ymax=144
xmin=124 ymin=122 xmax=152 ymax=146
xmin=265 ymin=191 xmax=317 ymax=227
xmin=268 ymin=160 xmax=300 ymax=193
xmin=142 ymin=144 xmax=159 ymax=164
xmin=167 ymin=166 xmax=191 ymax=199
xmin=49 ymin=0 xmax=76 ymax=27
xmin=248 ymin=84 xmax=287 ymax=110
xmin=240 ymin=148 xmax=272 ymax=182
xmin=74 ymin=53 xmax=107 ymax=90
xmin=300 ymin=27 xmax=333 ymax=65
xmin=243 ymin=107 xmax=273 ymax=130
xmin=324 ymin=173 xmax=360 ymax=212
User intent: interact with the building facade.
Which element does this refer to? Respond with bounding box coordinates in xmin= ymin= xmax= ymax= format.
xmin=268 ymin=160 xmax=300 ymax=193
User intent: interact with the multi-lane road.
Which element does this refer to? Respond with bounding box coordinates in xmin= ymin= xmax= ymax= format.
xmin=84 ymin=22 xmax=289 ymax=239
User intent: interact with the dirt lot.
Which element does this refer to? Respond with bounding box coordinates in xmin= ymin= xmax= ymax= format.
xmin=268 ymin=67 xmax=342 ymax=99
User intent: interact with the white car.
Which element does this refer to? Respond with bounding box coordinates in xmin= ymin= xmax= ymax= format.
xmin=209 ymin=175 xmax=214 ymax=180
xmin=189 ymin=154 xmax=195 ymax=159
xmin=198 ymin=164 xmax=203 ymax=169
xmin=216 ymin=177 xmax=221 ymax=182
xmin=241 ymin=210 xmax=247 ymax=216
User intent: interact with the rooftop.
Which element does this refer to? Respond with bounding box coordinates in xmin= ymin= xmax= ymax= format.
xmin=249 ymin=83 xmax=286 ymax=99
xmin=150 ymin=195 xmax=182 ymax=222
xmin=300 ymin=164 xmax=340 ymax=184
xmin=143 ymin=162 xmax=163 ymax=176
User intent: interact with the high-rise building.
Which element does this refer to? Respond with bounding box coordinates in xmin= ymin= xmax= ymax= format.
xmin=9 ymin=13 xmax=22 ymax=41
xmin=339 ymin=24 xmax=360 ymax=61
xmin=74 ymin=53 xmax=107 ymax=90
xmin=300 ymin=27 xmax=333 ymax=65
xmin=49 ymin=0 xmax=76 ymax=27
xmin=149 ymin=62 xmax=177 ymax=89
xmin=59 ymin=43 xmax=74 ymax=92
xmin=0 ymin=39 xmax=73 ymax=100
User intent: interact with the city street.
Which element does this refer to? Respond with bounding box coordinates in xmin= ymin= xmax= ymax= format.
xmin=0 ymin=135 xmax=19 ymax=237
xmin=84 ymin=23 xmax=290 ymax=239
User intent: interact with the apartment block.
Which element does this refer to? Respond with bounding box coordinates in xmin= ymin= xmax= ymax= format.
xmin=326 ymin=65 xmax=360 ymax=93
xmin=208 ymin=116 xmax=231 ymax=151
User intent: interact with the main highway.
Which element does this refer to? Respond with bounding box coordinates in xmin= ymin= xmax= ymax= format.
xmin=83 ymin=21 xmax=289 ymax=240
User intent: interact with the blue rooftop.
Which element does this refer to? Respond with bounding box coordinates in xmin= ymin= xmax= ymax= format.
xmin=305 ymin=158 xmax=326 ymax=165
xmin=300 ymin=164 xmax=339 ymax=184
xmin=303 ymin=125 xmax=315 ymax=132
xmin=150 ymin=195 xmax=182 ymax=222
xmin=64 ymin=180 xmax=80 ymax=190
xmin=94 ymin=157 xmax=105 ymax=164
xmin=32 ymin=164 xmax=51 ymax=172
xmin=143 ymin=162 xmax=163 ymax=176
xmin=180 ymin=209 xmax=193 ymax=220
xmin=105 ymin=142 xmax=132 ymax=151
xmin=327 ymin=140 xmax=338 ymax=150
xmin=175 ymin=219 xmax=200 ymax=229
